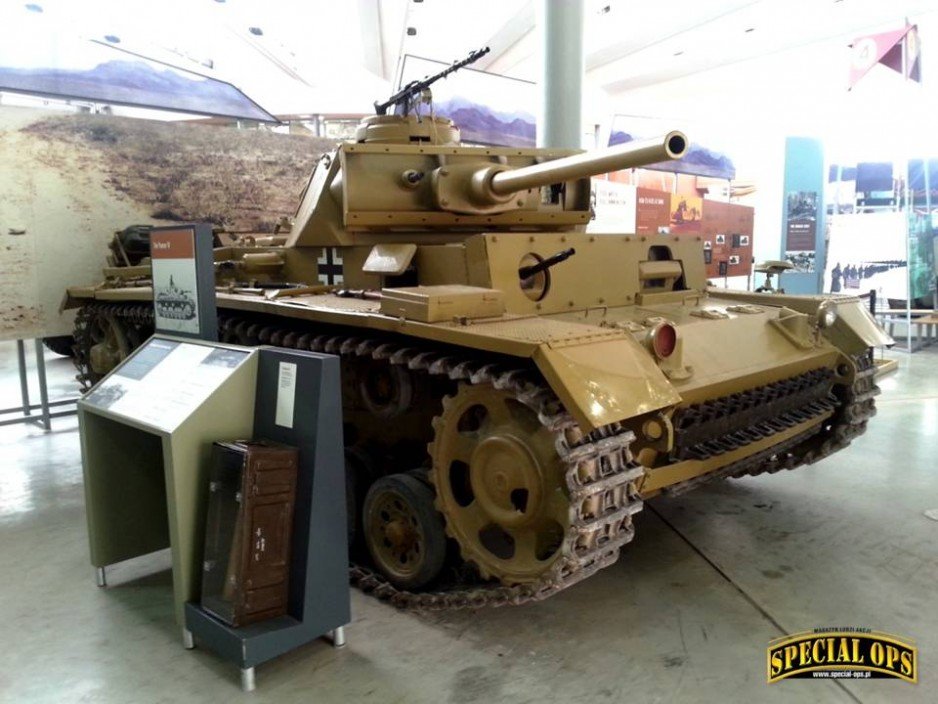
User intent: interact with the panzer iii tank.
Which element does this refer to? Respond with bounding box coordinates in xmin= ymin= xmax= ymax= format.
xmin=64 ymin=51 xmax=891 ymax=609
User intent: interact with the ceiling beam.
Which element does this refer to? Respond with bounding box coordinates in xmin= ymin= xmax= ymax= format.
xmin=474 ymin=1 xmax=535 ymax=71
xmin=585 ymin=0 xmax=765 ymax=72
xmin=358 ymin=0 xmax=386 ymax=78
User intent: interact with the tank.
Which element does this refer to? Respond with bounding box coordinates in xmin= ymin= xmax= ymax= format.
xmin=64 ymin=50 xmax=892 ymax=610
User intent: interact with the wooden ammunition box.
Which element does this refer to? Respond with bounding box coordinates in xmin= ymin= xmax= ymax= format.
xmin=379 ymin=285 xmax=506 ymax=322
xmin=201 ymin=441 xmax=299 ymax=627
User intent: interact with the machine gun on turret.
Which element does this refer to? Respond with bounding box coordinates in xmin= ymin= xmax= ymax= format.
xmin=374 ymin=46 xmax=491 ymax=116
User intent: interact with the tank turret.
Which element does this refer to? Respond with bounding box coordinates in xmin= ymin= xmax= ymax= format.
xmin=287 ymin=116 xmax=686 ymax=246
xmin=284 ymin=47 xmax=688 ymax=246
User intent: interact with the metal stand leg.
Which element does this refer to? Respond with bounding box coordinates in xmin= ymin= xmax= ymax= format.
xmin=95 ymin=567 xmax=107 ymax=588
xmin=332 ymin=626 xmax=347 ymax=648
xmin=182 ymin=629 xmax=195 ymax=650
xmin=33 ymin=339 xmax=51 ymax=431
xmin=16 ymin=340 xmax=30 ymax=416
xmin=240 ymin=667 xmax=256 ymax=692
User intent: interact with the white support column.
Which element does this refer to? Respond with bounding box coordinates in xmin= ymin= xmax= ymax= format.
xmin=537 ymin=0 xmax=585 ymax=149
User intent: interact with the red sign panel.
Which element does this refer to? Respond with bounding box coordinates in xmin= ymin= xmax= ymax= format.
xmin=150 ymin=228 xmax=195 ymax=260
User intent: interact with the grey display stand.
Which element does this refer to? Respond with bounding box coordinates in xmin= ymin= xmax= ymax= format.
xmin=78 ymin=337 xmax=349 ymax=692
xmin=184 ymin=347 xmax=350 ymax=691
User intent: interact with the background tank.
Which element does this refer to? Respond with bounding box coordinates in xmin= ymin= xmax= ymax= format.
xmin=64 ymin=49 xmax=890 ymax=609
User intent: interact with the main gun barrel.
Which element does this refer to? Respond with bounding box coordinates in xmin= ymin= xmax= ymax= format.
xmin=488 ymin=131 xmax=688 ymax=196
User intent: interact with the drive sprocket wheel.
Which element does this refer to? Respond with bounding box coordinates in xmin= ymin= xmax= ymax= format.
xmin=429 ymin=383 xmax=570 ymax=585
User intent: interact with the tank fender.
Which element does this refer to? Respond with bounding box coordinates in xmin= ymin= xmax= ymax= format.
xmin=826 ymin=298 xmax=894 ymax=352
xmin=706 ymin=289 xmax=893 ymax=355
xmin=532 ymin=335 xmax=681 ymax=431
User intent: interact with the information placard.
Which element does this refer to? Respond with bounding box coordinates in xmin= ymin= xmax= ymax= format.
xmin=150 ymin=224 xmax=217 ymax=340
xmin=84 ymin=337 xmax=249 ymax=432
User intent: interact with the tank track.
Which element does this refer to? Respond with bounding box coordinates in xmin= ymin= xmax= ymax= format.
xmin=727 ymin=349 xmax=879 ymax=478
xmin=72 ymin=302 xmax=156 ymax=389
xmin=71 ymin=302 xmax=880 ymax=610
xmin=72 ymin=302 xmax=643 ymax=610
xmin=227 ymin=312 xmax=645 ymax=611
xmin=664 ymin=349 xmax=879 ymax=495
xmin=670 ymin=367 xmax=837 ymax=462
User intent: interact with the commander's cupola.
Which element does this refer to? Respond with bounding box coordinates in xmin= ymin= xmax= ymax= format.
xmin=354 ymin=114 xmax=461 ymax=146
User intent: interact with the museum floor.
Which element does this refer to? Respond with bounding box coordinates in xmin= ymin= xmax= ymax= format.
xmin=0 ymin=341 xmax=934 ymax=704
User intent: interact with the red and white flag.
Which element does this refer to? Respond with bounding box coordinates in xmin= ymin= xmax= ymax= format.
xmin=848 ymin=23 xmax=921 ymax=90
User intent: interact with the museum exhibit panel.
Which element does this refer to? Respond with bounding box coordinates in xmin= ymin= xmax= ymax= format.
xmin=0 ymin=0 xmax=934 ymax=700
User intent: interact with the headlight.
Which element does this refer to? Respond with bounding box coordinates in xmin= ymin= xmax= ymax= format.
xmin=647 ymin=322 xmax=678 ymax=358
xmin=817 ymin=304 xmax=838 ymax=328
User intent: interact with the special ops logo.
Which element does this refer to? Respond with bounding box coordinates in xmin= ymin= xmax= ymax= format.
xmin=767 ymin=629 xmax=917 ymax=683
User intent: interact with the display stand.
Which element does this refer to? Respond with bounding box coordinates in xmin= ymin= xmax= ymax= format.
xmin=0 ymin=339 xmax=78 ymax=430
xmin=78 ymin=336 xmax=349 ymax=691
xmin=184 ymin=347 xmax=349 ymax=692
xmin=79 ymin=336 xmax=258 ymax=624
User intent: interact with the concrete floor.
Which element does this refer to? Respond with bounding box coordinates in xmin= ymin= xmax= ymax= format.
xmin=0 ymin=341 xmax=935 ymax=703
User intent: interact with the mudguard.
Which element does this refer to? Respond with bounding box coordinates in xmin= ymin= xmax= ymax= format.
xmin=533 ymin=335 xmax=680 ymax=431
xmin=828 ymin=298 xmax=894 ymax=351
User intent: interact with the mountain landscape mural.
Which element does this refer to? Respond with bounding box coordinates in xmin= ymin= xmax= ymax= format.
xmin=433 ymin=96 xmax=536 ymax=147
xmin=609 ymin=128 xmax=736 ymax=180
xmin=0 ymin=59 xmax=274 ymax=121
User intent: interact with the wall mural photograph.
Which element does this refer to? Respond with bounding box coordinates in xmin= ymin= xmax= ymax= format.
xmin=0 ymin=34 xmax=275 ymax=121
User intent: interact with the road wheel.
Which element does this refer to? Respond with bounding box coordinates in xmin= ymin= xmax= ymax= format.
xmin=363 ymin=473 xmax=447 ymax=590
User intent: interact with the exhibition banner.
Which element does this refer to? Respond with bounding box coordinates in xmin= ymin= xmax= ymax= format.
xmin=848 ymin=24 xmax=921 ymax=90
xmin=150 ymin=224 xmax=216 ymax=341
xmin=617 ymin=184 xmax=756 ymax=280
xmin=908 ymin=210 xmax=936 ymax=303
xmin=608 ymin=115 xmax=736 ymax=180
xmin=635 ymin=188 xmax=670 ymax=235
xmin=824 ymin=212 xmax=907 ymax=300
xmin=589 ymin=179 xmax=637 ymax=233
xmin=785 ymin=191 xmax=818 ymax=273
xmin=781 ymin=137 xmax=824 ymax=291
xmin=701 ymin=200 xmax=755 ymax=280
xmin=0 ymin=32 xmax=277 ymax=121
